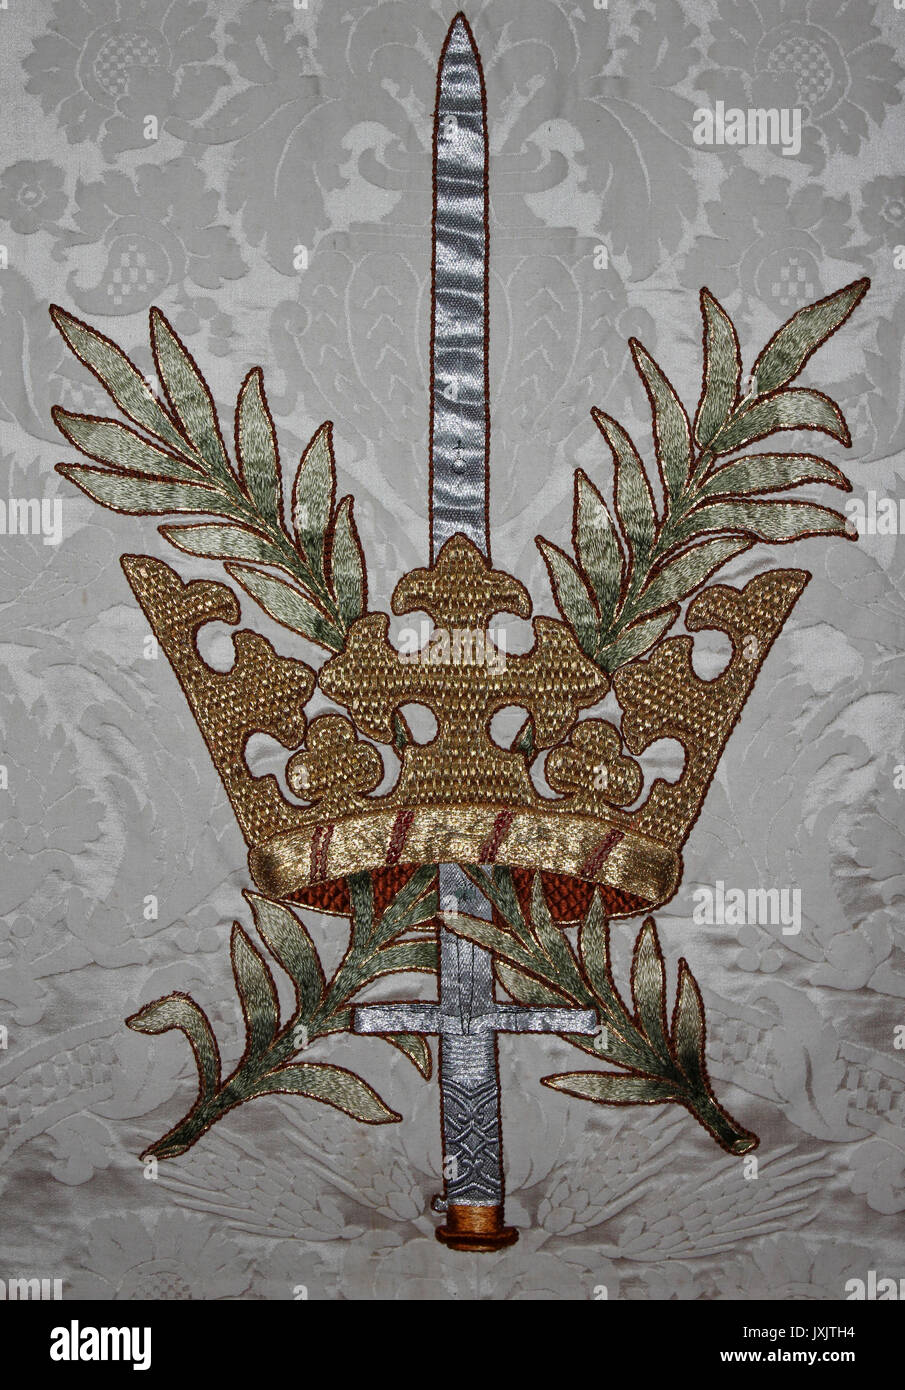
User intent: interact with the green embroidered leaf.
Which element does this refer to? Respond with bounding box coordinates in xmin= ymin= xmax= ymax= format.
xmin=231 ymin=924 xmax=279 ymax=1055
xmin=671 ymin=959 xmax=707 ymax=1091
xmin=371 ymin=938 xmax=439 ymax=980
xmin=699 ymin=453 xmax=851 ymax=499
xmin=542 ymin=1072 xmax=679 ymax=1104
xmin=383 ymin=1033 xmax=433 ymax=1079
xmin=712 ymin=388 xmax=849 ymax=456
xmin=250 ymin=1063 xmax=400 ymax=1123
xmin=161 ymin=521 xmax=291 ymax=569
xmin=293 ymin=423 xmax=335 ymax=578
xmin=151 ymin=309 xmax=233 ymax=485
xmin=513 ymin=720 xmax=535 ymax=756
xmin=460 ymin=865 xmax=533 ymax=951
xmin=236 ymin=368 xmax=281 ymax=523
xmin=637 ymin=537 xmax=752 ymax=614
xmin=577 ymin=896 xmax=614 ymax=1006
xmin=537 ymin=539 xmax=599 ymax=655
xmin=574 ymin=470 xmax=624 ymax=630
xmin=591 ymin=407 xmax=657 ymax=568
xmin=528 ymin=872 xmax=586 ymax=997
xmin=694 ymin=289 xmax=741 ymax=448
xmin=453 ymin=872 xmax=758 ymax=1152
xmin=598 ymin=607 xmax=678 ymax=670
xmin=126 ymin=993 xmax=220 ymax=1100
xmin=751 ymin=278 xmax=869 ymax=397
xmin=57 ymin=464 xmax=230 ymax=517
xmin=52 ymin=410 xmax=200 ymax=482
xmin=330 ymin=496 xmax=365 ymax=625
xmin=570 ymin=899 xmax=654 ymax=1067
xmin=630 ymin=339 xmax=693 ymax=501
xmin=375 ymin=865 xmax=439 ymax=943
xmin=246 ymin=893 xmax=325 ymax=1017
xmin=486 ymin=864 xmax=528 ymax=926
xmin=224 ymin=562 xmax=343 ymax=649
xmin=50 ymin=305 xmax=190 ymax=458
xmin=443 ymin=910 xmax=536 ymax=974
xmin=348 ymin=870 xmax=376 ymax=948
xmin=675 ymin=498 xmax=850 ymax=545
xmin=630 ymin=919 xmax=670 ymax=1059
xmin=496 ymin=960 xmax=570 ymax=1009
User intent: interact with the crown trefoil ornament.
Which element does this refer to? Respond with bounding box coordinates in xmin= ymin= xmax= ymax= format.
xmin=50 ymin=15 xmax=869 ymax=1250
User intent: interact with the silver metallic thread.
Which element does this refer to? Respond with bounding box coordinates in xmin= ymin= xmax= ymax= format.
xmin=430 ymin=15 xmax=489 ymax=558
xmin=354 ymin=16 xmax=597 ymax=1214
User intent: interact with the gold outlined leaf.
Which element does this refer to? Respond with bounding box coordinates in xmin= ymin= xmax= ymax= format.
xmin=52 ymin=410 xmax=201 ymax=482
xmin=674 ymin=498 xmax=850 ymax=545
xmin=151 ymin=309 xmax=233 ymax=485
xmin=751 ymin=278 xmax=869 ymax=396
xmin=330 ymin=496 xmax=366 ymax=625
xmin=543 ymin=1073 xmax=679 ymax=1104
xmin=249 ymin=1063 xmax=400 ymax=1123
xmin=292 ymin=423 xmax=335 ymax=578
xmin=591 ymin=407 xmax=656 ymax=569
xmin=127 ymin=993 xmax=221 ymax=1101
xmin=51 ymin=305 xmax=190 ymax=458
xmin=246 ymin=893 xmax=325 ymax=1017
xmin=699 ymin=453 xmax=850 ymax=498
xmin=231 ymin=924 xmax=279 ymax=1055
xmin=57 ymin=465 xmax=228 ymax=516
xmin=713 ymin=388 xmax=849 ymax=455
xmin=575 ymin=469 xmax=624 ymax=631
xmin=630 ymin=338 xmax=693 ymax=500
xmin=538 ymin=539 xmax=599 ymax=655
xmin=694 ymin=289 xmax=741 ymax=448
xmin=224 ymin=563 xmax=344 ymax=649
xmin=236 ymin=367 xmax=281 ymax=523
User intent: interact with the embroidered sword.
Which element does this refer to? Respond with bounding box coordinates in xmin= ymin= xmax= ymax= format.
xmin=353 ymin=14 xmax=598 ymax=1253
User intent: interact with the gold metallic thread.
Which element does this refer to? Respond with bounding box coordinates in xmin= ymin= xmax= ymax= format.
xmin=123 ymin=542 xmax=808 ymax=915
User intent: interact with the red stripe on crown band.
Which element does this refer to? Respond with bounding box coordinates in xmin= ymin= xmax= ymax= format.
xmin=478 ymin=809 xmax=516 ymax=862
xmin=386 ymin=807 xmax=416 ymax=865
xmin=579 ymin=829 xmax=625 ymax=880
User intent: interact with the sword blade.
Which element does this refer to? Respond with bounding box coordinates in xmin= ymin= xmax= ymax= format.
xmin=431 ymin=18 xmax=506 ymax=1228
xmin=430 ymin=13 xmax=490 ymax=560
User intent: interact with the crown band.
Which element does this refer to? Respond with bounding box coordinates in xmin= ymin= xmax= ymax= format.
xmin=249 ymin=805 xmax=680 ymax=916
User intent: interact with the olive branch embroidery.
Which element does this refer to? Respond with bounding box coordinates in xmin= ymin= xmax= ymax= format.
xmin=447 ymin=867 xmax=757 ymax=1155
xmin=129 ymin=868 xmax=438 ymax=1160
xmin=131 ymin=864 xmax=753 ymax=1161
xmin=537 ymin=278 xmax=869 ymax=672
xmin=50 ymin=306 xmax=365 ymax=652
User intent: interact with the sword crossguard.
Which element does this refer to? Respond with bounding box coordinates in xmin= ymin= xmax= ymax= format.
xmin=352 ymin=865 xmax=601 ymax=1250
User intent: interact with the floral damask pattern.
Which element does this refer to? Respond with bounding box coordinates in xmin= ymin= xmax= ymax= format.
xmin=0 ymin=161 xmax=68 ymax=237
xmin=0 ymin=0 xmax=903 ymax=1300
xmin=61 ymin=158 xmax=247 ymax=315
xmin=698 ymin=0 xmax=904 ymax=171
xmin=24 ymin=0 xmax=227 ymax=156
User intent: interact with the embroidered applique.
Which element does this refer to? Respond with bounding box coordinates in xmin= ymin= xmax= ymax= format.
xmin=50 ymin=14 xmax=870 ymax=1251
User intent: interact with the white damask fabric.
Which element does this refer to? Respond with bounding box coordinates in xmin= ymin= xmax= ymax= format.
xmin=0 ymin=0 xmax=903 ymax=1300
